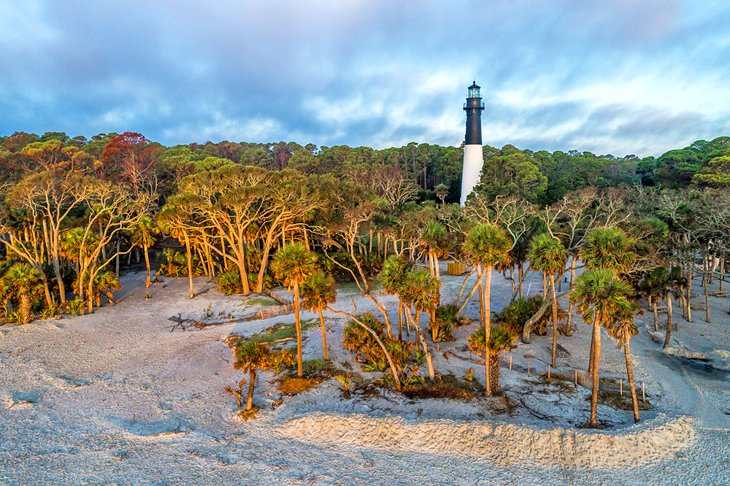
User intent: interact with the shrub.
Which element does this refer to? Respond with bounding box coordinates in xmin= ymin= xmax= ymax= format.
xmin=495 ymin=295 xmax=564 ymax=335
xmin=322 ymin=251 xmax=383 ymax=282
xmin=157 ymin=249 xmax=204 ymax=278
xmin=430 ymin=304 xmax=471 ymax=342
xmin=342 ymin=313 xmax=413 ymax=373
xmin=342 ymin=312 xmax=385 ymax=359
xmin=65 ymin=298 xmax=86 ymax=316
xmin=217 ymin=270 xmax=243 ymax=295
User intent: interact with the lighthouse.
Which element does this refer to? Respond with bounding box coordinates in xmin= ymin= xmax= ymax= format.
xmin=460 ymin=81 xmax=485 ymax=206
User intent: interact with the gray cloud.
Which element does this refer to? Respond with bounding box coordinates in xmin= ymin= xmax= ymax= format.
xmin=0 ymin=0 xmax=729 ymax=156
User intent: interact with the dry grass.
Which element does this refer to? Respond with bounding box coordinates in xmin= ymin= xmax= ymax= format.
xmin=401 ymin=374 xmax=481 ymax=400
xmin=236 ymin=408 xmax=259 ymax=421
xmin=595 ymin=390 xmax=652 ymax=411
xmin=277 ymin=375 xmax=328 ymax=395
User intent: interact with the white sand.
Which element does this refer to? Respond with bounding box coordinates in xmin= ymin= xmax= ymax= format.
xmin=0 ymin=268 xmax=728 ymax=484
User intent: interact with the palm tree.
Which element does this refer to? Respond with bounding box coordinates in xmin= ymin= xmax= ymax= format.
xmin=419 ymin=220 xmax=448 ymax=281
xmin=2 ymin=263 xmax=44 ymax=324
xmin=435 ymin=183 xmax=449 ymax=206
xmin=230 ymin=340 xmax=293 ymax=411
xmin=419 ymin=221 xmax=449 ymax=333
xmin=301 ymin=270 xmax=337 ymax=360
xmin=581 ymin=227 xmax=635 ymax=275
xmin=571 ymin=269 xmax=634 ymax=427
xmin=463 ymin=223 xmax=512 ymax=396
xmin=378 ymin=255 xmax=412 ymax=339
xmin=132 ymin=216 xmax=160 ymax=288
xmin=400 ymin=267 xmax=439 ymax=379
xmin=467 ymin=325 xmax=516 ymax=394
xmin=529 ymin=233 xmax=568 ymax=367
xmin=581 ymin=227 xmax=636 ymax=369
xmin=271 ymin=242 xmax=318 ymax=377
xmin=605 ymin=299 xmax=642 ymax=422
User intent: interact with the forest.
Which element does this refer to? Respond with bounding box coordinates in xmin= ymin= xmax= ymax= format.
xmin=1 ymin=129 xmax=729 ymax=427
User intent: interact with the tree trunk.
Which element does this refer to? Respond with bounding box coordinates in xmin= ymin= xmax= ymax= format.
xmin=517 ymin=264 xmax=524 ymax=298
xmin=397 ymin=302 xmax=403 ymax=341
xmin=409 ymin=308 xmax=435 ymax=380
xmin=663 ymin=291 xmax=673 ymax=349
xmin=588 ymin=313 xmax=597 ymax=374
xmin=652 ymin=296 xmax=659 ymax=332
xmin=318 ymin=307 xmax=328 ymax=360
xmin=237 ymin=252 xmax=251 ymax=295
xmin=685 ymin=272 xmax=692 ymax=323
xmin=624 ymin=327 xmax=640 ymax=423
xmin=144 ymin=243 xmax=151 ymax=288
xmin=53 ymin=256 xmax=66 ymax=305
xmin=589 ymin=312 xmax=601 ymax=428
xmin=489 ymin=351 xmax=500 ymax=395
xmin=40 ymin=274 xmax=54 ymax=310
xmin=457 ymin=268 xmax=482 ymax=315
xmin=550 ymin=276 xmax=558 ymax=367
xmin=566 ymin=259 xmax=576 ymax=335
xmin=19 ymin=293 xmax=31 ymax=324
xmin=484 ymin=266 xmax=493 ymax=396
xmin=184 ymin=232 xmax=194 ymax=299
xmin=704 ymin=278 xmax=711 ymax=323
xmin=245 ymin=370 xmax=256 ymax=411
xmin=87 ymin=276 xmax=95 ymax=314
xmin=294 ymin=283 xmax=303 ymax=377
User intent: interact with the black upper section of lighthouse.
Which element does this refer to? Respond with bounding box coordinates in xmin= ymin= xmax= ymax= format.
xmin=464 ymin=81 xmax=485 ymax=145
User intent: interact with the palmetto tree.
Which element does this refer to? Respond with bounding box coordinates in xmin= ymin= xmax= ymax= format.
xmin=581 ymin=227 xmax=636 ymax=370
xmin=468 ymin=325 xmax=516 ymax=394
xmin=581 ymin=227 xmax=636 ymax=276
xmin=571 ymin=269 xmax=634 ymax=427
xmin=400 ymin=267 xmax=439 ymax=379
xmin=605 ymin=299 xmax=642 ymax=422
xmin=2 ymin=263 xmax=44 ymax=324
xmin=271 ymin=242 xmax=318 ymax=377
xmin=463 ymin=223 xmax=512 ymax=396
xmin=132 ymin=215 xmax=160 ymax=288
xmin=378 ymin=255 xmax=411 ymax=339
xmin=529 ymin=233 xmax=568 ymax=367
xmin=419 ymin=220 xmax=448 ymax=281
xmin=301 ymin=270 xmax=337 ymax=360
xmin=229 ymin=340 xmax=293 ymax=411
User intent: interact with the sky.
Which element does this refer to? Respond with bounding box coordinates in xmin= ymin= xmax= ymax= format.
xmin=1 ymin=0 xmax=729 ymax=157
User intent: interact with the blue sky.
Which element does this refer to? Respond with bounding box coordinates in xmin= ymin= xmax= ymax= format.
xmin=1 ymin=0 xmax=729 ymax=156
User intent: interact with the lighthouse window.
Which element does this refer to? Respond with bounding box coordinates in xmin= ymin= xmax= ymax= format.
xmin=468 ymin=87 xmax=480 ymax=98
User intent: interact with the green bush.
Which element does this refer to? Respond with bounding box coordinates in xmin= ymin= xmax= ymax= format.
xmin=322 ymin=251 xmax=383 ymax=282
xmin=65 ymin=298 xmax=86 ymax=316
xmin=430 ymin=304 xmax=471 ymax=342
xmin=157 ymin=249 xmax=204 ymax=278
xmin=217 ymin=270 xmax=243 ymax=295
xmin=494 ymin=295 xmax=563 ymax=335
xmin=342 ymin=313 xmax=413 ymax=373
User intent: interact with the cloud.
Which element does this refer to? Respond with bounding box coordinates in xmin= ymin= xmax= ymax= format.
xmin=0 ymin=0 xmax=728 ymax=156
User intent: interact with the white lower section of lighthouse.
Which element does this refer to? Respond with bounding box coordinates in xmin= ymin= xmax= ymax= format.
xmin=460 ymin=144 xmax=483 ymax=206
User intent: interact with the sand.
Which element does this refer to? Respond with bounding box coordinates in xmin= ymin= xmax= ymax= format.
xmin=0 ymin=266 xmax=728 ymax=484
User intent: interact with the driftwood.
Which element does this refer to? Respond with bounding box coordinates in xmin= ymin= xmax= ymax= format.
xmin=168 ymin=303 xmax=295 ymax=333
xmin=521 ymin=290 xmax=570 ymax=343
